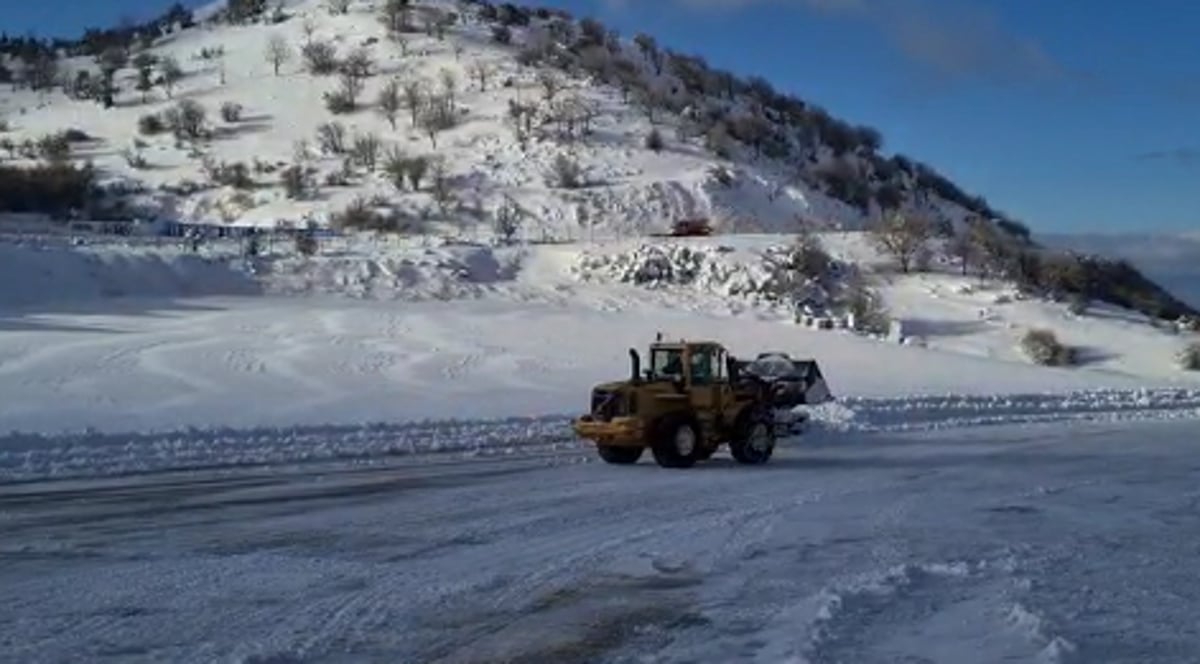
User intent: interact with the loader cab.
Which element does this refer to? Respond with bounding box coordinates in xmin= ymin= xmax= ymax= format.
xmin=646 ymin=342 xmax=724 ymax=384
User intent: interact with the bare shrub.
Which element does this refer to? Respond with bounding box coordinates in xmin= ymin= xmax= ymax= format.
xmin=324 ymin=85 xmax=358 ymax=113
xmin=165 ymin=99 xmax=207 ymax=140
xmin=122 ymin=147 xmax=149 ymax=169
xmin=220 ymin=101 xmax=244 ymax=122
xmin=302 ymin=41 xmax=339 ymax=75
xmin=787 ymin=230 xmax=832 ymax=279
xmin=295 ymin=230 xmax=319 ymax=256
xmin=37 ymin=133 xmax=71 ymax=162
xmin=202 ymin=157 xmax=254 ymax=189
xmin=330 ymin=196 xmax=374 ymax=230
xmin=326 ymin=0 xmax=351 ymax=15
xmin=645 ymin=128 xmax=664 ymax=153
xmin=1020 ymin=329 xmax=1076 ymax=366
xmin=494 ymin=195 xmax=524 ymax=244
xmin=351 ymin=133 xmax=381 ymax=171
xmin=281 ymin=164 xmax=314 ymax=199
xmin=547 ymin=153 xmax=583 ymax=189
xmin=316 ymin=121 xmax=347 ymax=154
xmin=405 ymin=155 xmax=429 ymax=190
xmin=838 ymin=275 xmax=889 ymax=334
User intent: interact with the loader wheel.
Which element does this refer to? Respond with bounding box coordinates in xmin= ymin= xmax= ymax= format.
xmin=651 ymin=415 xmax=700 ymax=468
xmin=597 ymin=445 xmax=643 ymax=465
xmin=731 ymin=410 xmax=776 ymax=465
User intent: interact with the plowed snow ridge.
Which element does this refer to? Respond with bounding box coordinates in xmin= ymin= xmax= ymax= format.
xmin=3 ymin=387 xmax=1198 ymax=483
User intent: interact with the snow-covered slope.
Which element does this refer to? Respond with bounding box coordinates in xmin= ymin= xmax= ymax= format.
xmin=0 ymin=0 xmax=971 ymax=238
xmin=2 ymin=232 xmax=1198 ymax=437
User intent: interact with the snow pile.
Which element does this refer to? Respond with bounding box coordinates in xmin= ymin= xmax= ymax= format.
xmin=0 ymin=236 xmax=531 ymax=308
xmin=572 ymin=241 xmax=842 ymax=310
xmin=262 ymin=243 xmax=524 ymax=301
xmin=0 ymin=415 xmax=574 ymax=483
xmin=0 ymin=241 xmax=259 ymax=308
xmin=805 ymin=388 xmax=1200 ymax=434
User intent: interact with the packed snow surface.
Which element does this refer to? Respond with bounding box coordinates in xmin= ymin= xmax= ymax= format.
xmin=4 ymin=418 xmax=1200 ymax=663
xmin=2 ymin=234 xmax=1198 ymax=663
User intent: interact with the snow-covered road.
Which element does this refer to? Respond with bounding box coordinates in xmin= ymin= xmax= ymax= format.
xmin=4 ymin=418 xmax=1200 ymax=664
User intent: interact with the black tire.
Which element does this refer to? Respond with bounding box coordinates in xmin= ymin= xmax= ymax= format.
xmin=651 ymin=415 xmax=701 ymax=468
xmin=730 ymin=408 xmax=776 ymax=465
xmin=597 ymin=445 xmax=643 ymax=465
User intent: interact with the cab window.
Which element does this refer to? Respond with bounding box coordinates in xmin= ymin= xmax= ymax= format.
xmin=690 ymin=348 xmax=715 ymax=385
xmin=651 ymin=348 xmax=683 ymax=379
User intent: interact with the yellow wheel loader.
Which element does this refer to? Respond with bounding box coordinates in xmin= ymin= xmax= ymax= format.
xmin=572 ymin=336 xmax=833 ymax=468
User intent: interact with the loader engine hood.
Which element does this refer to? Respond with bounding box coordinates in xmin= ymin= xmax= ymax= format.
xmin=590 ymin=382 xmax=634 ymax=421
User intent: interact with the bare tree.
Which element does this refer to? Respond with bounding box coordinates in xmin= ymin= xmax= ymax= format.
xmin=419 ymin=95 xmax=455 ymax=149
xmin=467 ymin=61 xmax=492 ymax=92
xmin=634 ymin=33 xmax=662 ymax=74
xmin=133 ymin=52 xmax=157 ymax=103
xmin=430 ymin=157 xmax=456 ymax=216
xmin=439 ymin=68 xmax=458 ymax=108
xmin=402 ymin=79 xmax=425 ymax=127
xmin=379 ymin=0 xmax=412 ymax=38
xmin=159 ymin=55 xmax=183 ymax=98
xmin=406 ymin=154 xmax=429 ymax=190
xmin=377 ymin=78 xmax=401 ymax=129
xmin=869 ymin=212 xmax=935 ymax=273
xmin=538 ymin=70 xmax=561 ymax=103
xmin=326 ymin=0 xmax=351 ymax=15
xmin=947 ymin=222 xmax=978 ymax=276
xmin=301 ymin=17 xmax=317 ymax=44
xmin=265 ymin=34 xmax=291 ymax=76
xmin=634 ymin=81 xmax=666 ymax=125
xmin=340 ymin=47 xmax=373 ymax=81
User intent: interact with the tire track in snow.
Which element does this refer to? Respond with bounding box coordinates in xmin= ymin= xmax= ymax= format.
xmin=2 ymin=387 xmax=1199 ymax=484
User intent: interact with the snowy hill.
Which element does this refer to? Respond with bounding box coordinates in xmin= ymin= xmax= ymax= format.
xmin=1 ymin=0 xmax=1198 ymax=442
xmin=0 ymin=0 xmax=995 ymax=239
xmin=1038 ymin=231 xmax=1200 ymax=310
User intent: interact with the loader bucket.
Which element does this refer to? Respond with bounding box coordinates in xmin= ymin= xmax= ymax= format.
xmin=736 ymin=353 xmax=833 ymax=407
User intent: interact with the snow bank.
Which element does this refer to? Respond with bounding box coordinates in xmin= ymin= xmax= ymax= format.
xmin=262 ymin=243 xmax=524 ymax=301
xmin=806 ymin=388 xmax=1200 ymax=434
xmin=5 ymin=387 xmax=1199 ymax=483
xmin=572 ymin=241 xmax=847 ymax=312
xmin=0 ymin=239 xmax=525 ymax=309
xmin=0 ymin=242 xmax=259 ymax=308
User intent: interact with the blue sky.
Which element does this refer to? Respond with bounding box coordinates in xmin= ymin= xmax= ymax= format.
xmin=8 ymin=0 xmax=1199 ymax=234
